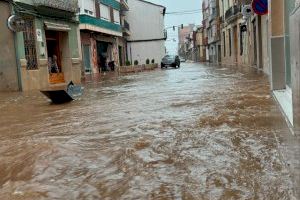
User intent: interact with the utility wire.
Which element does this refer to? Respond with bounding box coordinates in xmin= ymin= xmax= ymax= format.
xmin=166 ymin=9 xmax=202 ymax=15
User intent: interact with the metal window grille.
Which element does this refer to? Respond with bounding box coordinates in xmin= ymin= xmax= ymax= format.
xmin=23 ymin=18 xmax=38 ymax=70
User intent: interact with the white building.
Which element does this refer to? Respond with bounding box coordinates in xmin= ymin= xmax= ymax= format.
xmin=125 ymin=0 xmax=166 ymax=65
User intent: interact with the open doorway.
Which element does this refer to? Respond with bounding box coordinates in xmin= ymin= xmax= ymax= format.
xmin=46 ymin=30 xmax=65 ymax=84
xmin=252 ymin=19 xmax=257 ymax=66
xmin=233 ymin=26 xmax=238 ymax=63
xmin=96 ymin=41 xmax=115 ymax=72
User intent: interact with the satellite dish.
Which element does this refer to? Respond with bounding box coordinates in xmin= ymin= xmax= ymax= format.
xmin=242 ymin=5 xmax=253 ymax=19
xmin=7 ymin=15 xmax=25 ymax=32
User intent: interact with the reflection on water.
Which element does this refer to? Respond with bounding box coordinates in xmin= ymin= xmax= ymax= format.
xmin=0 ymin=64 xmax=296 ymax=199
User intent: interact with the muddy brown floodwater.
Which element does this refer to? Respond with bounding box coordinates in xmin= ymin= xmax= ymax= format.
xmin=0 ymin=63 xmax=297 ymax=199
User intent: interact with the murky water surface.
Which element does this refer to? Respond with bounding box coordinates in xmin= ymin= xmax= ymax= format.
xmin=0 ymin=64 xmax=295 ymax=199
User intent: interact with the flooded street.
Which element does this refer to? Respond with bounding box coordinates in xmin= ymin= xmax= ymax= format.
xmin=0 ymin=63 xmax=296 ymax=199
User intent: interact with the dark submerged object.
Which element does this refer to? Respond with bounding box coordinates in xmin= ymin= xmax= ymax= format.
xmin=40 ymin=81 xmax=83 ymax=104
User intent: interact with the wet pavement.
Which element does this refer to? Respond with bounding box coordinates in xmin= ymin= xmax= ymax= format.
xmin=0 ymin=63 xmax=298 ymax=199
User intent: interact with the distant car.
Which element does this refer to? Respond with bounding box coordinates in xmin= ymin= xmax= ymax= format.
xmin=161 ymin=55 xmax=180 ymax=68
xmin=179 ymin=57 xmax=186 ymax=62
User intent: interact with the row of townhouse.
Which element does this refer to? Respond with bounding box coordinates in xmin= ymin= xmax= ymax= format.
xmin=201 ymin=0 xmax=300 ymax=130
xmin=177 ymin=25 xmax=207 ymax=63
xmin=178 ymin=24 xmax=195 ymax=59
xmin=0 ymin=0 xmax=166 ymax=91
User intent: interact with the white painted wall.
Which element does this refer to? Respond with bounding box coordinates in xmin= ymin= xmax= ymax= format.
xmin=126 ymin=0 xmax=166 ymax=64
xmin=128 ymin=40 xmax=165 ymax=65
xmin=126 ymin=0 xmax=165 ymax=40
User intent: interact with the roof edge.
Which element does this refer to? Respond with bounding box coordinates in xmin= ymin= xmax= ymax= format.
xmin=136 ymin=0 xmax=166 ymax=10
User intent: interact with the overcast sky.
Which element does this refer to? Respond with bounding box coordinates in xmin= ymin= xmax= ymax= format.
xmin=148 ymin=0 xmax=203 ymax=54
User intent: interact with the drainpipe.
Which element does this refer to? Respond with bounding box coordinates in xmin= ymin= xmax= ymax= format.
xmin=8 ymin=1 xmax=23 ymax=91
xmin=13 ymin=30 xmax=23 ymax=91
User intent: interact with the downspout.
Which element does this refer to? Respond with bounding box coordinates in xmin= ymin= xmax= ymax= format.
xmin=8 ymin=1 xmax=23 ymax=91
xmin=13 ymin=29 xmax=23 ymax=91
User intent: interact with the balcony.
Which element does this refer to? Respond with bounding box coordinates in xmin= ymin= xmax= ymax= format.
xmin=32 ymin=0 xmax=78 ymax=13
xmin=208 ymin=34 xmax=220 ymax=44
xmin=225 ymin=5 xmax=240 ymax=22
xmin=209 ymin=12 xmax=218 ymax=23
xmin=79 ymin=15 xmax=122 ymax=36
xmin=121 ymin=0 xmax=129 ymax=11
xmin=122 ymin=19 xmax=131 ymax=36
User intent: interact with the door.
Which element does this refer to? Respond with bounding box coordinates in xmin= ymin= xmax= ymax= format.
xmin=83 ymin=45 xmax=91 ymax=73
xmin=233 ymin=26 xmax=238 ymax=63
xmin=118 ymin=46 xmax=123 ymax=66
xmin=218 ymin=45 xmax=221 ymax=63
xmin=253 ymin=20 xmax=257 ymax=66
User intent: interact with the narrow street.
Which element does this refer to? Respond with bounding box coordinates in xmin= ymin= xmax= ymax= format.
xmin=0 ymin=63 xmax=296 ymax=199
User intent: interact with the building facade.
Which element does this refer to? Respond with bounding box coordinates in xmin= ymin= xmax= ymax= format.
xmin=269 ymin=0 xmax=297 ymax=127
xmin=79 ymin=0 xmax=129 ymax=76
xmin=125 ymin=0 xmax=166 ymax=65
xmin=0 ymin=0 xmax=82 ymax=91
xmin=0 ymin=1 xmax=19 ymax=91
xmin=217 ymin=0 xmax=300 ymax=129
xmin=206 ymin=0 xmax=221 ymax=63
xmin=218 ymin=0 xmax=269 ymax=73
xmin=178 ymin=24 xmax=195 ymax=59
xmin=202 ymin=0 xmax=209 ymax=62
xmin=195 ymin=26 xmax=206 ymax=62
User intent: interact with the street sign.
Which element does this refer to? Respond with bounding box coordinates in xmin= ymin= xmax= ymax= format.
xmin=252 ymin=0 xmax=268 ymax=15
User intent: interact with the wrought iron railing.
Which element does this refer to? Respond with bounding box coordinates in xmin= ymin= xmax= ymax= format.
xmin=33 ymin=0 xmax=78 ymax=13
xmin=123 ymin=20 xmax=130 ymax=31
xmin=225 ymin=5 xmax=240 ymax=21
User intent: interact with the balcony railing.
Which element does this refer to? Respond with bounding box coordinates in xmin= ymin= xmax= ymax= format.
xmin=123 ymin=20 xmax=130 ymax=31
xmin=209 ymin=12 xmax=217 ymax=22
xmin=122 ymin=19 xmax=130 ymax=36
xmin=225 ymin=5 xmax=240 ymax=21
xmin=33 ymin=0 xmax=78 ymax=13
xmin=121 ymin=0 xmax=129 ymax=11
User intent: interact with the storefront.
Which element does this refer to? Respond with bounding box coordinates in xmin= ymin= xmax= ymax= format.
xmin=80 ymin=32 xmax=124 ymax=76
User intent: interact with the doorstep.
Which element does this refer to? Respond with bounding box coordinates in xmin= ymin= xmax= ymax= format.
xmin=273 ymin=87 xmax=294 ymax=127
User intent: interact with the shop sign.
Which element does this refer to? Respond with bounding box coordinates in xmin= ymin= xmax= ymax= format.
xmin=36 ymin=29 xmax=43 ymax=42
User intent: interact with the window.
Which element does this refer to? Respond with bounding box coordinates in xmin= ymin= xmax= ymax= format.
xmin=100 ymin=4 xmax=111 ymax=21
xmin=113 ymin=9 xmax=120 ymax=24
xmin=23 ymin=18 xmax=38 ymax=70
xmin=83 ymin=0 xmax=95 ymax=16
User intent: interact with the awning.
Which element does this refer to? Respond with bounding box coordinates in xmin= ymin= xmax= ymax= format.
xmin=44 ymin=21 xmax=71 ymax=31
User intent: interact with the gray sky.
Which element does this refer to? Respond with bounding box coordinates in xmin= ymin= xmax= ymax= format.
xmin=148 ymin=0 xmax=203 ymax=54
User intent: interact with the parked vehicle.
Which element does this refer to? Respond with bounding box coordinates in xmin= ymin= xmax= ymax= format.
xmin=161 ymin=55 xmax=181 ymax=68
xmin=179 ymin=57 xmax=186 ymax=62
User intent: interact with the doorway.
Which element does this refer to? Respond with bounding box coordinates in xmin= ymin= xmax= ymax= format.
xmin=96 ymin=41 xmax=114 ymax=72
xmin=118 ymin=46 xmax=123 ymax=66
xmin=83 ymin=45 xmax=92 ymax=73
xmin=46 ymin=30 xmax=65 ymax=84
xmin=218 ymin=45 xmax=221 ymax=63
xmin=233 ymin=26 xmax=238 ymax=63
xmin=252 ymin=19 xmax=257 ymax=66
